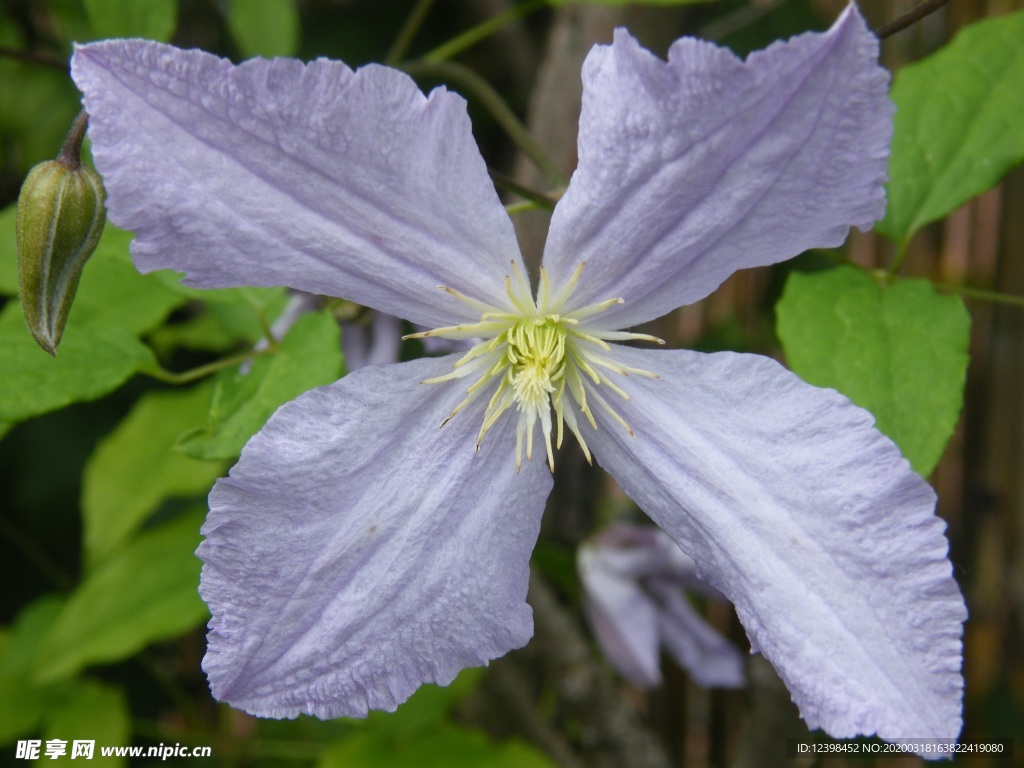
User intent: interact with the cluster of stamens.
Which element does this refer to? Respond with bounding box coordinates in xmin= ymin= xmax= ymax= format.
xmin=405 ymin=262 xmax=662 ymax=471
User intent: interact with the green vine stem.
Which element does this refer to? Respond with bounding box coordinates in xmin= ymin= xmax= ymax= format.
xmin=929 ymin=281 xmax=1024 ymax=309
xmin=384 ymin=0 xmax=437 ymax=66
xmin=505 ymin=200 xmax=542 ymax=215
xmin=887 ymin=241 xmax=909 ymax=276
xmin=144 ymin=347 xmax=273 ymax=385
xmin=420 ymin=0 xmax=546 ymax=63
xmin=402 ymin=59 xmax=567 ymax=188
xmin=831 ymin=255 xmax=1024 ymax=309
xmin=862 ymin=265 xmax=1024 ymax=308
xmin=490 ymin=168 xmax=561 ymax=210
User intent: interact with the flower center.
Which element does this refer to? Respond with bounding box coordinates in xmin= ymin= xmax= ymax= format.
xmin=506 ymin=317 xmax=567 ymax=410
xmin=407 ymin=262 xmax=660 ymax=471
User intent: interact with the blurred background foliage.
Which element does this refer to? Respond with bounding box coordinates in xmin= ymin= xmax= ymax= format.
xmin=1 ymin=0 xmax=1022 ymax=766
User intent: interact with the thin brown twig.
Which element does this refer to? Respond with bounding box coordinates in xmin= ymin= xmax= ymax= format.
xmin=0 ymin=45 xmax=67 ymax=72
xmin=874 ymin=0 xmax=951 ymax=40
xmin=402 ymin=59 xmax=567 ymax=187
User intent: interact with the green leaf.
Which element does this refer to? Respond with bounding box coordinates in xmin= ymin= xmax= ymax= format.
xmin=226 ymin=0 xmax=299 ymax=59
xmin=35 ymin=510 xmax=208 ymax=683
xmin=152 ymin=271 xmax=284 ymax=310
xmin=776 ymin=266 xmax=970 ymax=476
xmin=878 ymin=10 xmax=1024 ymax=243
xmin=82 ymin=383 xmax=224 ymax=568
xmin=320 ymin=669 xmax=557 ymax=768
xmin=149 ymin=309 xmax=256 ymax=354
xmin=84 ymin=0 xmax=177 ymax=41
xmin=361 ymin=669 xmax=483 ymax=742
xmin=0 ymin=597 xmax=67 ymax=743
xmin=152 ymin=270 xmax=288 ymax=344
xmin=43 ymin=680 xmax=130 ymax=767
xmin=320 ymin=725 xmax=558 ymax=768
xmin=0 ymin=215 xmax=187 ymax=423
xmin=178 ymin=310 xmax=342 ymax=460
xmin=70 ymin=226 xmax=185 ymax=336
xmin=0 ymin=304 xmax=156 ymax=423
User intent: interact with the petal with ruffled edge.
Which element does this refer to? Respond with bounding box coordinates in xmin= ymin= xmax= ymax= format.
xmin=71 ymin=41 xmax=522 ymax=328
xmin=199 ymin=355 xmax=552 ymax=719
xmin=543 ymin=5 xmax=892 ymax=329
xmin=582 ymin=347 xmax=965 ymax=744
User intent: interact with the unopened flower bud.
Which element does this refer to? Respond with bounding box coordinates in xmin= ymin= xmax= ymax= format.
xmin=16 ymin=111 xmax=106 ymax=355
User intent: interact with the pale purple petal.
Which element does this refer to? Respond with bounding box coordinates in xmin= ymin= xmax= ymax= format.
xmin=578 ymin=542 xmax=662 ymax=687
xmin=198 ymin=355 xmax=552 ymax=718
xmin=647 ymin=579 xmax=745 ymax=689
xmin=582 ymin=347 xmax=965 ymax=744
xmin=71 ymin=41 xmax=523 ymax=328
xmin=587 ymin=524 xmax=711 ymax=592
xmin=542 ymin=5 xmax=892 ymax=329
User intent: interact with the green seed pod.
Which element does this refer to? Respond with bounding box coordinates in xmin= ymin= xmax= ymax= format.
xmin=16 ymin=139 xmax=106 ymax=356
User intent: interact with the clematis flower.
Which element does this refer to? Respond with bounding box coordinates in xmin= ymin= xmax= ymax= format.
xmin=579 ymin=524 xmax=746 ymax=689
xmin=71 ymin=3 xmax=966 ymax=748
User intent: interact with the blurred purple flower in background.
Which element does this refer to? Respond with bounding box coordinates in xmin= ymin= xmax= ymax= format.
xmin=340 ymin=310 xmax=402 ymax=371
xmin=579 ymin=524 xmax=745 ymax=689
xmin=72 ymin=2 xmax=965 ymax=749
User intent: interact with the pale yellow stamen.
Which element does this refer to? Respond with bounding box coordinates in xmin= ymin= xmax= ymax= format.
xmin=416 ymin=262 xmax=661 ymax=471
